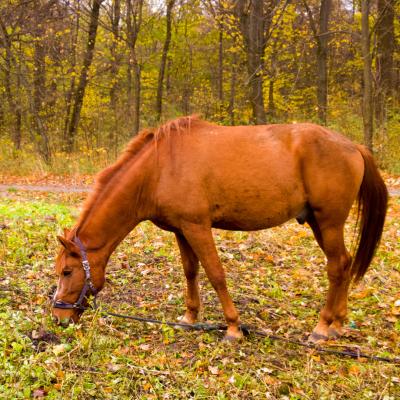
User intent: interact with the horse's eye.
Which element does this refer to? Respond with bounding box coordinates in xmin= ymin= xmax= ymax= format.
xmin=63 ymin=270 xmax=72 ymax=277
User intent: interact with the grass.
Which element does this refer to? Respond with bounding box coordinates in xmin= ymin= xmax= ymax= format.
xmin=0 ymin=190 xmax=399 ymax=399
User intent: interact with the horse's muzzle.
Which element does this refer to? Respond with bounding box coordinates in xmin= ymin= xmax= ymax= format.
xmin=52 ymin=306 xmax=82 ymax=326
xmin=53 ymin=315 xmax=71 ymax=327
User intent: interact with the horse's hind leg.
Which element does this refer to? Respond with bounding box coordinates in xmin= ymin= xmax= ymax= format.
xmin=175 ymin=233 xmax=201 ymax=324
xmin=309 ymin=223 xmax=352 ymax=342
xmin=180 ymin=223 xmax=242 ymax=340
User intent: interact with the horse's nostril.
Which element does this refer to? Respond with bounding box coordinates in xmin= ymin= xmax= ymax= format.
xmin=48 ymin=285 xmax=58 ymax=300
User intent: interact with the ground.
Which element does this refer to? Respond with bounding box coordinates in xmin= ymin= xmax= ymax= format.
xmin=0 ymin=186 xmax=399 ymax=399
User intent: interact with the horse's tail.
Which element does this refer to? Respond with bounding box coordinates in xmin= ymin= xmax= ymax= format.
xmin=351 ymin=145 xmax=388 ymax=282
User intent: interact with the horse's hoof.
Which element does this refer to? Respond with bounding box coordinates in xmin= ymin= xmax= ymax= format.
xmin=223 ymin=329 xmax=243 ymax=342
xmin=308 ymin=332 xmax=328 ymax=344
xmin=176 ymin=315 xmax=195 ymax=330
xmin=328 ymin=327 xmax=343 ymax=339
xmin=178 ymin=314 xmax=196 ymax=324
xmin=223 ymin=334 xmax=241 ymax=343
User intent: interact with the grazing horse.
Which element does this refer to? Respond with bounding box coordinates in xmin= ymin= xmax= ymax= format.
xmin=52 ymin=116 xmax=388 ymax=342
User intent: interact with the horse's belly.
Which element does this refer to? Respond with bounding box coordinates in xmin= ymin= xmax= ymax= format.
xmin=210 ymin=193 xmax=305 ymax=231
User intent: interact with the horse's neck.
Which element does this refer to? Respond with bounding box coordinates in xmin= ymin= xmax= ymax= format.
xmin=77 ymin=156 xmax=155 ymax=258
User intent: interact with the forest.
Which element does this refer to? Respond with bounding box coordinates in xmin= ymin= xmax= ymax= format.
xmin=0 ymin=0 xmax=399 ymax=174
xmin=1 ymin=1 xmax=400 ymax=398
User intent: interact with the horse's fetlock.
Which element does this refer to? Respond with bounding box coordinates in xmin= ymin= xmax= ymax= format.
xmin=320 ymin=309 xmax=334 ymax=325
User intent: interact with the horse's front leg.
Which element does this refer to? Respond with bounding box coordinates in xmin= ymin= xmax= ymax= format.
xmin=175 ymin=233 xmax=201 ymax=324
xmin=181 ymin=222 xmax=242 ymax=340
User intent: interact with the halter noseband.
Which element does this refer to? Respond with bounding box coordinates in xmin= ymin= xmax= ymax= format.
xmin=52 ymin=236 xmax=98 ymax=311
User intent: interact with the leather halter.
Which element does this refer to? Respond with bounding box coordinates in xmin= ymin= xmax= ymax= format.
xmin=52 ymin=236 xmax=98 ymax=311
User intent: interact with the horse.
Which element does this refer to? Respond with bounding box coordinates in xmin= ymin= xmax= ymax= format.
xmin=52 ymin=116 xmax=388 ymax=342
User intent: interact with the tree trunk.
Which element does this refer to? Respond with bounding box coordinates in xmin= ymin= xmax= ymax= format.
xmin=235 ymin=0 xmax=267 ymax=124
xmin=268 ymin=80 xmax=275 ymax=119
xmin=14 ymin=65 xmax=22 ymax=151
xmin=132 ymin=60 xmax=141 ymax=135
xmin=126 ymin=0 xmax=143 ymax=135
xmin=109 ymin=0 xmax=121 ymax=148
xmin=0 ymin=17 xmax=22 ymax=149
xmin=317 ymin=0 xmax=331 ymax=125
xmin=166 ymin=56 xmax=171 ymax=97
xmin=303 ymin=0 xmax=332 ymax=125
xmin=63 ymin=3 xmax=80 ymax=146
xmin=156 ymin=0 xmax=175 ymax=121
xmin=361 ymin=0 xmax=373 ymax=150
xmin=375 ymin=0 xmax=395 ymax=136
xmin=65 ymin=0 xmax=103 ymax=152
xmin=218 ymin=27 xmax=223 ymax=103
xmin=228 ymin=53 xmax=237 ymax=125
xmin=33 ymin=28 xmax=51 ymax=162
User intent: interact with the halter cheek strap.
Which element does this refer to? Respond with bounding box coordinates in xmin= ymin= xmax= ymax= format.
xmin=52 ymin=236 xmax=98 ymax=311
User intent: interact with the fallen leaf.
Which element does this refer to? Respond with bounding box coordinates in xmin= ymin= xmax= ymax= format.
xmin=53 ymin=344 xmax=67 ymax=356
xmin=32 ymin=388 xmax=47 ymax=398
xmin=348 ymin=365 xmax=361 ymax=376
xmin=208 ymin=366 xmax=219 ymax=375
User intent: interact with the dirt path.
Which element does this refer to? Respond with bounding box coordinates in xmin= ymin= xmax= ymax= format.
xmin=0 ymin=183 xmax=399 ymax=197
xmin=0 ymin=184 xmax=91 ymax=193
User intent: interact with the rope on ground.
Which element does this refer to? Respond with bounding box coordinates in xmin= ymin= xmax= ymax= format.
xmin=101 ymin=308 xmax=400 ymax=365
xmin=1 ymin=286 xmax=398 ymax=364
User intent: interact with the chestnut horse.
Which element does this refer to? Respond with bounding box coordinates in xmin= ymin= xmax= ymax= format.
xmin=53 ymin=116 xmax=388 ymax=342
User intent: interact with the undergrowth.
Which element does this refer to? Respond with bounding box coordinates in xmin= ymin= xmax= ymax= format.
xmin=1 ymin=116 xmax=399 ymax=177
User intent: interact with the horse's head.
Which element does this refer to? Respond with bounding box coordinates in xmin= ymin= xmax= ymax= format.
xmin=52 ymin=231 xmax=105 ymax=326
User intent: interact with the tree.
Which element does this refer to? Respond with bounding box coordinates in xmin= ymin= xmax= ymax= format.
xmin=0 ymin=16 xmax=22 ymax=149
xmin=126 ymin=0 xmax=144 ymax=136
xmin=303 ymin=0 xmax=332 ymax=125
xmin=65 ymin=0 xmax=103 ymax=152
xmin=109 ymin=0 xmax=122 ymax=146
xmin=234 ymin=0 xmax=268 ymax=124
xmin=375 ymin=0 xmax=395 ymax=136
xmin=361 ymin=0 xmax=373 ymax=150
xmin=31 ymin=0 xmax=58 ymax=163
xmin=156 ymin=0 xmax=175 ymax=121
xmin=63 ymin=1 xmax=81 ymax=148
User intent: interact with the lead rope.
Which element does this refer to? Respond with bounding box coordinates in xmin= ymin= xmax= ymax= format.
xmin=2 ymin=284 xmax=398 ymax=364
xmin=93 ymin=302 xmax=400 ymax=364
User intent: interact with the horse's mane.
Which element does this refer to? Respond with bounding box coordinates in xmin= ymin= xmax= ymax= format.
xmin=75 ymin=115 xmax=201 ymax=230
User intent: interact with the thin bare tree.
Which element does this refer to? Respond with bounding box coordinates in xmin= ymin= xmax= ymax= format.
xmin=375 ymin=0 xmax=395 ymax=136
xmin=156 ymin=0 xmax=175 ymax=121
xmin=361 ymin=0 xmax=373 ymax=150
xmin=65 ymin=0 xmax=104 ymax=152
xmin=303 ymin=0 xmax=332 ymax=125
xmin=126 ymin=0 xmax=144 ymax=136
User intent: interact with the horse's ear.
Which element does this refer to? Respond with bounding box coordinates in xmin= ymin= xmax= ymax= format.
xmin=57 ymin=236 xmax=79 ymax=256
xmin=63 ymin=228 xmax=70 ymax=236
